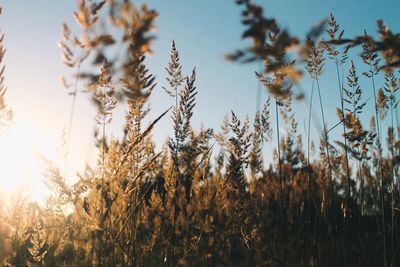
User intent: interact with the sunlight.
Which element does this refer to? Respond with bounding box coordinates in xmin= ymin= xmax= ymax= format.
xmin=0 ymin=119 xmax=60 ymax=204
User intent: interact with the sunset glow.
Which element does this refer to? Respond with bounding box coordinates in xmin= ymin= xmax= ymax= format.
xmin=0 ymin=120 xmax=60 ymax=203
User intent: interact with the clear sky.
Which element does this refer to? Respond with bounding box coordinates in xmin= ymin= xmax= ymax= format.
xmin=0 ymin=0 xmax=399 ymax=186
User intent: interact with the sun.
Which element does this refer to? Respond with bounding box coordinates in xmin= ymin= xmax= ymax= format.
xmin=0 ymin=119 xmax=60 ymax=204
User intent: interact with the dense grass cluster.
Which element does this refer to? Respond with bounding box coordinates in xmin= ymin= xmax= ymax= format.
xmin=1 ymin=1 xmax=400 ymax=266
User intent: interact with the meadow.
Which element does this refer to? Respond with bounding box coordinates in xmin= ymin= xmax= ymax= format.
xmin=0 ymin=0 xmax=400 ymax=266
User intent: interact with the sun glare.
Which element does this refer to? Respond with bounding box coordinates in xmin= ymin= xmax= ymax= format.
xmin=0 ymin=120 xmax=60 ymax=204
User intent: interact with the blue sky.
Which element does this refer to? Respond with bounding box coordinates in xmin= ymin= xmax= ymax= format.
xmin=1 ymin=0 xmax=399 ymax=175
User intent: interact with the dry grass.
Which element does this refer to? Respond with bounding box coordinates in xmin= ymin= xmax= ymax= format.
xmin=1 ymin=1 xmax=400 ymax=266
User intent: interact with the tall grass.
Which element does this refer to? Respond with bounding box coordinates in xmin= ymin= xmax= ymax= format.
xmin=1 ymin=1 xmax=400 ymax=266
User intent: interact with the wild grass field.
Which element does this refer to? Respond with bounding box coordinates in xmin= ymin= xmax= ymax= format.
xmin=0 ymin=0 xmax=400 ymax=266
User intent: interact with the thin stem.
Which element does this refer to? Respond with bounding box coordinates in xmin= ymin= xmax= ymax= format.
xmin=335 ymin=59 xmax=351 ymax=206
xmin=275 ymin=99 xmax=285 ymax=267
xmin=334 ymin=58 xmax=351 ymax=266
xmin=95 ymin=85 xmax=106 ymax=266
xmin=67 ymin=62 xmax=81 ymax=147
xmin=256 ymin=61 xmax=262 ymax=113
xmin=390 ymin=101 xmax=395 ymax=255
xmin=316 ymin=78 xmax=334 ymax=203
xmin=172 ymin=85 xmax=179 ymax=266
xmin=307 ymin=80 xmax=315 ymax=204
xmin=369 ymin=63 xmax=387 ymax=267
